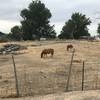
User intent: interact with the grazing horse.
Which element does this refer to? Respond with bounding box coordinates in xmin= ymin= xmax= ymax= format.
xmin=41 ymin=48 xmax=54 ymax=58
xmin=67 ymin=44 xmax=73 ymax=51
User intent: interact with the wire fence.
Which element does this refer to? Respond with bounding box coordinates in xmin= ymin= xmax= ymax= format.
xmin=0 ymin=55 xmax=16 ymax=98
xmin=0 ymin=53 xmax=100 ymax=98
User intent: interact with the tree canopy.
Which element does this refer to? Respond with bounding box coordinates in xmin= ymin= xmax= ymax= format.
xmin=10 ymin=25 xmax=22 ymax=40
xmin=58 ymin=12 xmax=91 ymax=39
xmin=20 ymin=0 xmax=56 ymax=40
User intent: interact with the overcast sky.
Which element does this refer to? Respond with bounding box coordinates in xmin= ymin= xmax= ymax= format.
xmin=0 ymin=0 xmax=100 ymax=35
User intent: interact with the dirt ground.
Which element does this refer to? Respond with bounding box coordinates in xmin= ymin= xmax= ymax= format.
xmin=1 ymin=90 xmax=100 ymax=100
xmin=0 ymin=40 xmax=100 ymax=98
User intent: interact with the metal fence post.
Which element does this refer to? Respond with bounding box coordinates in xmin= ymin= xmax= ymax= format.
xmin=82 ymin=61 xmax=85 ymax=91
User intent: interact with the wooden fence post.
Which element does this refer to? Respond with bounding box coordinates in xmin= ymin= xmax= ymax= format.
xmin=82 ymin=61 xmax=85 ymax=91
xmin=12 ymin=55 xmax=19 ymax=97
xmin=66 ymin=49 xmax=75 ymax=91
xmin=96 ymin=64 xmax=99 ymax=89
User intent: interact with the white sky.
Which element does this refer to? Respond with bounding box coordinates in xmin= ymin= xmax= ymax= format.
xmin=0 ymin=0 xmax=100 ymax=35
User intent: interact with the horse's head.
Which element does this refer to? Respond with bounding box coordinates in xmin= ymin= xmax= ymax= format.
xmin=41 ymin=50 xmax=44 ymax=58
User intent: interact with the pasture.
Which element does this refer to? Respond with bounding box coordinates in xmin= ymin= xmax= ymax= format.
xmin=0 ymin=40 xmax=100 ymax=97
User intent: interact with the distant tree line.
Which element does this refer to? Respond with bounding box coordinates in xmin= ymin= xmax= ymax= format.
xmin=58 ymin=13 xmax=91 ymax=39
xmin=1 ymin=0 xmax=100 ymax=41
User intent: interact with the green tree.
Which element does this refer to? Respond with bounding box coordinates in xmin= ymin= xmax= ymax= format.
xmin=10 ymin=25 xmax=22 ymax=40
xmin=20 ymin=0 xmax=56 ymax=40
xmin=58 ymin=12 xmax=91 ymax=39
xmin=97 ymin=24 xmax=100 ymax=35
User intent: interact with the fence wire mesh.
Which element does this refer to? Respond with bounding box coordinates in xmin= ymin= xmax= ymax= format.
xmin=0 ymin=54 xmax=100 ymax=97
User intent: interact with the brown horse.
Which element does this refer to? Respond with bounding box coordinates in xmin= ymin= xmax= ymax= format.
xmin=41 ymin=48 xmax=54 ymax=58
xmin=67 ymin=44 xmax=73 ymax=51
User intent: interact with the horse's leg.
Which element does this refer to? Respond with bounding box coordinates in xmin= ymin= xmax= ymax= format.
xmin=46 ymin=54 xmax=47 ymax=57
xmin=41 ymin=52 xmax=43 ymax=58
xmin=44 ymin=54 xmax=47 ymax=58
xmin=50 ymin=53 xmax=52 ymax=57
xmin=43 ymin=53 xmax=46 ymax=58
xmin=43 ymin=54 xmax=45 ymax=58
xmin=51 ymin=52 xmax=54 ymax=57
xmin=42 ymin=53 xmax=44 ymax=58
xmin=44 ymin=54 xmax=45 ymax=58
xmin=67 ymin=47 xmax=69 ymax=51
xmin=51 ymin=53 xmax=53 ymax=57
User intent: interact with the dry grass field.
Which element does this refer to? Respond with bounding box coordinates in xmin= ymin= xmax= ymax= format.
xmin=0 ymin=40 xmax=100 ymax=99
xmin=3 ymin=90 xmax=100 ymax=100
